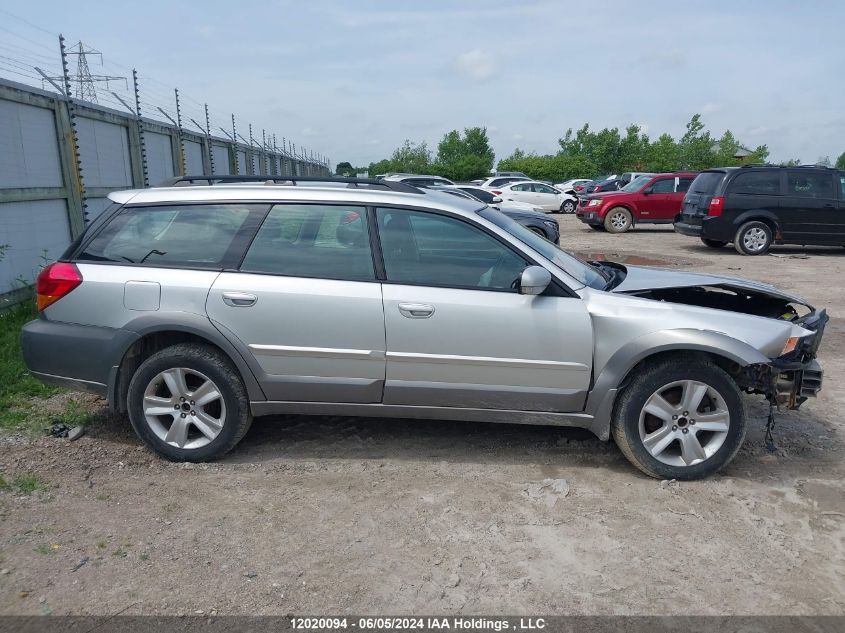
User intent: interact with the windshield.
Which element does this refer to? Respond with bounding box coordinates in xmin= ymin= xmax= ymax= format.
xmin=479 ymin=208 xmax=607 ymax=289
xmin=621 ymin=175 xmax=652 ymax=192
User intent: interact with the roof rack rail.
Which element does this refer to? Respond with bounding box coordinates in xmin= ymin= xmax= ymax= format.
xmin=739 ymin=163 xmax=776 ymax=168
xmin=154 ymin=175 xmax=424 ymax=194
xmin=794 ymin=163 xmax=837 ymax=169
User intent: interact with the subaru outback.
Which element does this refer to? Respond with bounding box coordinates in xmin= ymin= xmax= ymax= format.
xmin=22 ymin=176 xmax=827 ymax=479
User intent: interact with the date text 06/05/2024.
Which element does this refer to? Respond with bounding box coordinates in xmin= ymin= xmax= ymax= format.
xmin=289 ymin=617 xmax=547 ymax=630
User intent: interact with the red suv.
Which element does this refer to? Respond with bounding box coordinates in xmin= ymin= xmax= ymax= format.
xmin=576 ymin=172 xmax=697 ymax=233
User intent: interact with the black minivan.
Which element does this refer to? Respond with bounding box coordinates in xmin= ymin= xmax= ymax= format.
xmin=674 ymin=166 xmax=845 ymax=255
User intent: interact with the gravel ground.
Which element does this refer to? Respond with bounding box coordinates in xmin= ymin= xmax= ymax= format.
xmin=0 ymin=216 xmax=843 ymax=616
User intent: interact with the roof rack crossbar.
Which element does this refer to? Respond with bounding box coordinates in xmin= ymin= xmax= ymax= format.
xmin=155 ymin=175 xmax=424 ymax=194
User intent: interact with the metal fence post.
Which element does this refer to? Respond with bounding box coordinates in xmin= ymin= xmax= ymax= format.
xmin=56 ymin=34 xmax=87 ymax=236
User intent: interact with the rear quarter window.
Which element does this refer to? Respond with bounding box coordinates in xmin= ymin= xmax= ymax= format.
xmin=727 ymin=171 xmax=781 ymax=195
xmin=77 ymin=204 xmax=264 ymax=268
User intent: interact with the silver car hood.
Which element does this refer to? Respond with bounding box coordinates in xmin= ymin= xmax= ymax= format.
xmin=613 ymin=265 xmax=810 ymax=307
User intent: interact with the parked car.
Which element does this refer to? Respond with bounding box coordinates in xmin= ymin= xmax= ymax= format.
xmin=491 ymin=181 xmax=578 ymax=213
xmin=383 ymin=173 xmax=455 ymax=187
xmin=584 ymin=178 xmax=625 ymax=195
xmin=619 ymin=172 xmax=655 ymax=186
xmin=22 ymin=175 xmax=826 ymax=479
xmin=433 ymin=186 xmax=559 ymax=243
xmin=577 ymin=172 xmax=698 ymax=233
xmin=674 ymin=165 xmax=845 ymax=255
xmin=479 ymin=176 xmax=531 ymax=189
xmin=556 ymin=178 xmax=592 ymax=191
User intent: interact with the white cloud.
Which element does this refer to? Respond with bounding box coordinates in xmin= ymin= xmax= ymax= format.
xmin=455 ymin=49 xmax=494 ymax=82
xmin=701 ymin=103 xmax=722 ymax=114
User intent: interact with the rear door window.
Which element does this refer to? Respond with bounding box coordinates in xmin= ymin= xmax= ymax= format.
xmin=650 ymin=178 xmax=675 ymax=193
xmin=728 ymin=171 xmax=781 ymax=195
xmin=240 ymin=204 xmax=375 ymax=281
xmin=77 ymin=204 xmax=263 ymax=268
xmin=787 ymin=171 xmax=834 ymax=198
xmin=677 ymin=177 xmax=695 ymax=193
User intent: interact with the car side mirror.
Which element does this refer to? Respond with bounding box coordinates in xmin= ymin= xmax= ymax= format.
xmin=643 ymin=187 xmax=653 ymax=195
xmin=491 ymin=196 xmax=503 ymax=203
xmin=519 ymin=266 xmax=552 ymax=296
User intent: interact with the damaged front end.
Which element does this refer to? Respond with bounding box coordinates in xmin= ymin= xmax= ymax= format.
xmin=738 ymin=308 xmax=827 ymax=410
xmin=616 ymin=270 xmax=828 ymax=413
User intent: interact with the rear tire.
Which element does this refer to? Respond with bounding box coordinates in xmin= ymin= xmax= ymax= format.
xmin=604 ymin=207 xmax=632 ymax=233
xmin=701 ymin=238 xmax=728 ymax=248
xmin=734 ymin=221 xmax=773 ymax=256
xmin=127 ymin=343 xmax=252 ymax=462
xmin=611 ymin=355 xmax=746 ymax=480
xmin=561 ymin=200 xmax=577 ymax=214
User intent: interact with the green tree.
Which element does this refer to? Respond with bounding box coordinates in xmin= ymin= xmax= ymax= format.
xmin=390 ymin=140 xmax=432 ymax=174
xmin=368 ymin=158 xmax=393 ymax=176
xmin=432 ymin=127 xmax=495 ymax=181
xmin=713 ymin=130 xmax=741 ymax=166
xmin=836 ymin=152 xmax=845 ymax=170
xmin=335 ymin=161 xmax=355 ymax=176
xmin=646 ymin=133 xmax=680 ymax=172
xmin=678 ymin=114 xmax=715 ymax=170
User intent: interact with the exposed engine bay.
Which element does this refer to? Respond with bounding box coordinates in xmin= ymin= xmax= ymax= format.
xmin=622 ymin=284 xmax=811 ymax=321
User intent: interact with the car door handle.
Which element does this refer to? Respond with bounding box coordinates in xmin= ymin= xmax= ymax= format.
xmin=824 ymin=203 xmax=835 ymax=208
xmin=222 ymin=292 xmax=257 ymax=307
xmin=398 ymin=302 xmax=435 ymax=318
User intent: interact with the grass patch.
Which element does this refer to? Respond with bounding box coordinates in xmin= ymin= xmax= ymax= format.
xmin=34 ymin=543 xmax=54 ymax=555
xmin=0 ymin=303 xmax=102 ymax=434
xmin=8 ymin=474 xmax=47 ymax=495
xmin=0 ymin=303 xmax=58 ymax=431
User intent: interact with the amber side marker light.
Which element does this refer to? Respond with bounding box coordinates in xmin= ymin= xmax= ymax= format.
xmin=781 ymin=336 xmax=801 ymax=356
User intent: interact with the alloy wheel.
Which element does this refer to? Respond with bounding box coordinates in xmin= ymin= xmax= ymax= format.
xmin=142 ymin=367 xmax=226 ymax=449
xmin=638 ymin=379 xmax=730 ymax=467
xmin=742 ymin=227 xmax=768 ymax=252
xmin=610 ymin=211 xmax=629 ymax=230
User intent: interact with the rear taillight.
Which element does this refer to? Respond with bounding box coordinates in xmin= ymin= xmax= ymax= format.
xmin=36 ymin=262 xmax=82 ymax=311
xmin=707 ymin=196 xmax=725 ymax=217
xmin=491 ymin=190 xmax=502 ymax=195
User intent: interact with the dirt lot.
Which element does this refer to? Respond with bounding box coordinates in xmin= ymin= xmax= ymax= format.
xmin=1 ymin=216 xmax=843 ymax=616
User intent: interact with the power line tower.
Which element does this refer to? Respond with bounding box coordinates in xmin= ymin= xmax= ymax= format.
xmin=61 ymin=41 xmax=126 ymax=103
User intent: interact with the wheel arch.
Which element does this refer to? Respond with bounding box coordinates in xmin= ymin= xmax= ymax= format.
xmin=110 ymin=313 xmax=266 ymax=414
xmin=733 ymin=210 xmax=781 ymax=237
xmin=584 ymin=329 xmax=769 ymax=440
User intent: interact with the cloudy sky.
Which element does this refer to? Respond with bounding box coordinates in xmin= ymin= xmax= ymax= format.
xmin=4 ymin=0 xmax=843 ymax=168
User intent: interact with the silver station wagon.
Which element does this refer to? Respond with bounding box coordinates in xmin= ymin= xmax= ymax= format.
xmin=22 ymin=176 xmax=827 ymax=479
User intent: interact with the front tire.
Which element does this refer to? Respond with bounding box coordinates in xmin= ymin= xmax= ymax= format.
xmin=734 ymin=221 xmax=773 ymax=256
xmin=604 ymin=207 xmax=632 ymax=233
xmin=561 ymin=200 xmax=577 ymax=214
xmin=127 ymin=343 xmax=252 ymax=462
xmin=611 ymin=355 xmax=746 ymax=480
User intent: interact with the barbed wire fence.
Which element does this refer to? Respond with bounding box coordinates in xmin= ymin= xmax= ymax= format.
xmin=0 ymin=8 xmax=331 ymax=174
